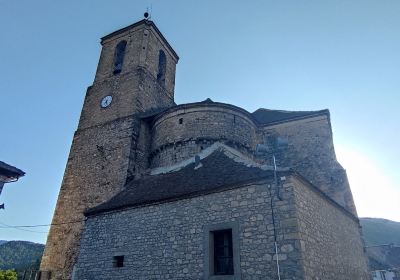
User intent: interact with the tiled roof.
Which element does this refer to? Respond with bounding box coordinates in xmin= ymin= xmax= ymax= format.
xmin=149 ymin=100 xmax=328 ymax=128
xmin=252 ymin=108 xmax=329 ymax=125
xmin=86 ymin=150 xmax=281 ymax=216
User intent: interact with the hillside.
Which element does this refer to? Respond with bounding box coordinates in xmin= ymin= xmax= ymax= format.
xmin=0 ymin=241 xmax=44 ymax=271
xmin=360 ymin=218 xmax=400 ymax=246
xmin=366 ymin=244 xmax=400 ymax=270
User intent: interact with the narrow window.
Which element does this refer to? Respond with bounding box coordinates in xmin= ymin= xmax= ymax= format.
xmin=205 ymin=222 xmax=239 ymax=279
xmin=113 ymin=40 xmax=127 ymax=75
xmin=37 ymin=271 xmax=52 ymax=280
xmin=157 ymin=50 xmax=167 ymax=84
xmin=213 ymin=229 xmax=234 ymax=275
xmin=113 ymin=255 xmax=124 ymax=267
xmin=179 ymin=118 xmax=183 ymax=124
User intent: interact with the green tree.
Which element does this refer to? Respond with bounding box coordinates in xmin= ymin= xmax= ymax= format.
xmin=0 ymin=270 xmax=17 ymax=280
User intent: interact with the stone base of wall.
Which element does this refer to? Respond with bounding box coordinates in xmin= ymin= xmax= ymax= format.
xmin=74 ymin=175 xmax=368 ymax=279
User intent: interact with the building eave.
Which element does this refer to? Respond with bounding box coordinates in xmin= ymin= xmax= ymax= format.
xmin=0 ymin=161 xmax=25 ymax=182
xmin=101 ymin=19 xmax=179 ymax=61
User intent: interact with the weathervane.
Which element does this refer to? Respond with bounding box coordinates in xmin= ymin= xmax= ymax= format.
xmin=144 ymin=7 xmax=151 ymax=20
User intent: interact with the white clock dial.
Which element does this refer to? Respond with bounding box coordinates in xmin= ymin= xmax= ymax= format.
xmin=101 ymin=95 xmax=113 ymax=108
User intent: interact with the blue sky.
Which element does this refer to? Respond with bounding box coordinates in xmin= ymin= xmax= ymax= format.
xmin=0 ymin=0 xmax=399 ymax=244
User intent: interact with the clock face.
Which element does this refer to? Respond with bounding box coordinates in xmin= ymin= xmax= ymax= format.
xmin=101 ymin=95 xmax=113 ymax=108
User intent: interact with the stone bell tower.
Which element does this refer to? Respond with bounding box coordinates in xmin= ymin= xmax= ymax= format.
xmin=39 ymin=19 xmax=179 ymax=280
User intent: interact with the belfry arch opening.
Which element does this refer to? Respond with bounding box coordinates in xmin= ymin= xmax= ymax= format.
xmin=157 ymin=49 xmax=167 ymax=84
xmin=113 ymin=40 xmax=127 ymax=74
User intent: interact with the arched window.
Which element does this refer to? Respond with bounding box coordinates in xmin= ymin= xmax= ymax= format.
xmin=157 ymin=50 xmax=167 ymax=84
xmin=113 ymin=40 xmax=127 ymax=75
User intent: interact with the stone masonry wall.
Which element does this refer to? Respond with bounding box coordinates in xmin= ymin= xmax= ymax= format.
xmin=79 ymin=74 xmax=140 ymax=130
xmin=150 ymin=106 xmax=257 ymax=167
xmin=79 ymin=69 xmax=174 ymax=131
xmin=292 ymin=176 xmax=369 ymax=279
xmin=126 ymin=118 xmax=152 ymax=180
xmin=142 ymin=26 xmax=177 ymax=97
xmin=40 ymin=116 xmax=138 ymax=280
xmin=260 ymin=115 xmax=357 ymax=215
xmin=94 ymin=26 xmax=143 ymax=83
xmin=75 ymin=179 xmax=306 ymax=280
xmin=42 ymin=68 xmax=175 ymax=280
xmin=149 ymin=108 xmax=356 ymax=217
xmin=95 ymin=22 xmax=177 ymax=97
xmin=41 ymin=20 xmax=178 ymax=279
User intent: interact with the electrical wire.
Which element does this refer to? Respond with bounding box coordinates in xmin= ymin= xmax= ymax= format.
xmin=0 ymin=219 xmax=86 ymax=234
xmin=0 ymin=219 xmax=85 ymax=228
xmin=0 ymin=222 xmax=48 ymax=234
xmin=269 ymin=154 xmax=282 ymax=280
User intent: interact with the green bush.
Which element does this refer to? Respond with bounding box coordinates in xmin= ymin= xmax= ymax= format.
xmin=0 ymin=270 xmax=17 ymax=280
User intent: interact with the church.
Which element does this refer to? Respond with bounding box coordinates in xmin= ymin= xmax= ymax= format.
xmin=39 ymin=18 xmax=369 ymax=279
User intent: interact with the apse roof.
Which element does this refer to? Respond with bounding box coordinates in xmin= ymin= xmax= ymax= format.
xmin=86 ymin=146 xmax=286 ymax=216
xmin=141 ymin=99 xmax=329 ymax=127
xmin=85 ymin=143 xmax=357 ymax=220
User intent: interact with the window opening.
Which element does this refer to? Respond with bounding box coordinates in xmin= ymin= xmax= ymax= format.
xmin=213 ymin=229 xmax=234 ymax=275
xmin=157 ymin=50 xmax=167 ymax=84
xmin=113 ymin=41 xmax=127 ymax=75
xmin=113 ymin=255 xmax=124 ymax=267
xmin=179 ymin=118 xmax=183 ymax=124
